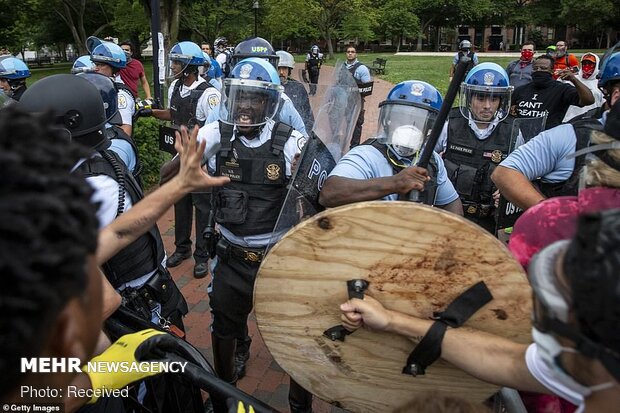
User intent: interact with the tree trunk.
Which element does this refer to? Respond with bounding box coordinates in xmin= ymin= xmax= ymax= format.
xmin=326 ymin=31 xmax=334 ymax=59
xmin=396 ymin=34 xmax=401 ymax=53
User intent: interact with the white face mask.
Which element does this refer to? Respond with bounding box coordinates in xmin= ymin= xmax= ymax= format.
xmin=533 ymin=328 xmax=615 ymax=397
xmin=390 ymin=125 xmax=424 ymax=157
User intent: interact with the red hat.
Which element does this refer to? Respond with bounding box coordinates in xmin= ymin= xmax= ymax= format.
xmin=581 ymin=54 xmax=597 ymax=64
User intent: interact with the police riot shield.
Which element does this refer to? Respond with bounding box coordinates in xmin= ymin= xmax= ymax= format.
xmin=255 ymin=202 xmax=532 ymax=412
xmin=267 ymin=62 xmax=361 ymax=245
xmin=496 ymin=116 xmax=547 ymax=230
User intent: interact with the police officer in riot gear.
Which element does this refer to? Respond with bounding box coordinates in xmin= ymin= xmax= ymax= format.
xmin=277 ymin=50 xmax=314 ymax=132
xmin=435 ymin=62 xmax=518 ymax=233
xmin=77 ymin=72 xmax=143 ymax=183
xmin=196 ymin=58 xmax=306 ymax=410
xmin=90 ymin=40 xmax=136 ymax=137
xmin=450 ymin=39 xmax=478 ymax=81
xmin=20 ymin=74 xmax=189 ymax=329
xmin=147 ymin=41 xmax=221 ymax=278
xmin=205 ymin=37 xmax=309 ymax=136
xmin=320 ymin=80 xmax=462 ymax=214
xmin=305 ymin=45 xmax=323 ymax=96
xmin=345 ymin=45 xmax=373 ymax=148
xmin=0 ymin=57 xmax=30 ymax=101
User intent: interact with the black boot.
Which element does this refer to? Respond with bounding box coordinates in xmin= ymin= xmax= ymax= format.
xmin=235 ymin=335 xmax=252 ymax=379
xmin=289 ymin=378 xmax=313 ymax=413
xmin=210 ymin=334 xmax=238 ymax=413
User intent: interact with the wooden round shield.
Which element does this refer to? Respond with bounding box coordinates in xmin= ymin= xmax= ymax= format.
xmin=255 ymin=201 xmax=532 ymax=412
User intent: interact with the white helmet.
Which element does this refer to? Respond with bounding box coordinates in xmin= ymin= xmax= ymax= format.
xmin=459 ymin=40 xmax=472 ymax=50
xmin=276 ymin=50 xmax=295 ymax=69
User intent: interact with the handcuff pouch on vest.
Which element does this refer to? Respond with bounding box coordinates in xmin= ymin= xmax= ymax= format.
xmin=214 ymin=189 xmax=248 ymax=225
xmin=402 ymin=281 xmax=493 ymax=376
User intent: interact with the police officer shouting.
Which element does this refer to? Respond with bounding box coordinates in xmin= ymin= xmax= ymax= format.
xmin=435 ymin=63 xmax=520 ymax=233
xmin=197 ymin=58 xmax=305 ymax=409
xmin=345 ymin=45 xmax=372 ymax=148
xmin=147 ymin=41 xmax=221 ymax=278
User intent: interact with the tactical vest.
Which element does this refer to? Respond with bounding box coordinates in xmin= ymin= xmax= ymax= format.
xmin=348 ymin=62 xmax=363 ymax=86
xmin=443 ymin=110 xmax=514 ymax=207
xmin=74 ymin=150 xmax=166 ymax=288
xmin=307 ymin=54 xmax=321 ymax=70
xmin=537 ymin=118 xmax=603 ymax=198
xmin=214 ymin=122 xmax=293 ymax=236
xmin=106 ymin=125 xmax=143 ymax=187
xmin=170 ymin=81 xmax=210 ymax=128
xmin=364 ymin=139 xmax=438 ymax=206
xmin=457 ymin=51 xmax=476 ymax=75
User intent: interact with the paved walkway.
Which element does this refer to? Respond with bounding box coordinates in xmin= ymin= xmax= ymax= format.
xmin=160 ymin=66 xmax=394 ymax=412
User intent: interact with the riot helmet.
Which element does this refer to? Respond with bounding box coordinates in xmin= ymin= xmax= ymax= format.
xmin=0 ymin=57 xmax=30 ymax=99
xmin=459 ymin=40 xmax=472 ymax=51
xmin=377 ymin=80 xmax=442 ymax=158
xmin=168 ymin=41 xmax=205 ymax=79
xmin=214 ymin=37 xmax=228 ymax=55
xmin=0 ymin=57 xmax=30 ymax=80
xmin=276 ymin=51 xmax=295 ymax=69
xmin=598 ymin=52 xmax=620 ymax=93
xmin=71 ymin=55 xmax=96 ymax=74
xmin=459 ymin=62 xmax=513 ymax=123
xmin=90 ymin=41 xmax=127 ymax=72
xmin=76 ymin=72 xmax=122 ymax=125
xmin=220 ymin=57 xmax=283 ymax=128
xmin=311 ymin=45 xmax=319 ymax=55
xmin=231 ymin=37 xmax=279 ymax=69
xmin=19 ymin=74 xmax=109 ymax=150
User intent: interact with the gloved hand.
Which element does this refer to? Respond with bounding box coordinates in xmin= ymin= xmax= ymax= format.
xmin=135 ymin=108 xmax=153 ymax=118
xmin=136 ymin=98 xmax=155 ymax=111
xmin=83 ymin=329 xmax=175 ymax=404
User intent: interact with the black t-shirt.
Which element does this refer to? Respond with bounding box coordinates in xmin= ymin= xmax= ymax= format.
xmin=511 ymin=81 xmax=580 ymax=129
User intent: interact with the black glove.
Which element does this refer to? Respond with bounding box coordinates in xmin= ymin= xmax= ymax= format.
xmin=136 ymin=108 xmax=153 ymax=118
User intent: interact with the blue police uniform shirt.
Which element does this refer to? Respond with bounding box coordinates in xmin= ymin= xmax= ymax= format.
xmin=499 ymin=113 xmax=607 ymax=183
xmin=328 ymin=143 xmax=459 ymax=206
xmin=453 ymin=53 xmax=479 ymax=65
xmin=209 ymin=57 xmax=223 ymax=79
xmin=205 ymin=92 xmax=308 ymax=136
xmin=346 ymin=60 xmax=372 ymax=83
xmin=108 ymin=134 xmax=137 ymax=173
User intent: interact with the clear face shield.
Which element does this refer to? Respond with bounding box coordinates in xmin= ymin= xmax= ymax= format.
xmin=167 ymin=54 xmax=197 ymax=80
xmin=219 ymin=78 xmax=283 ymax=128
xmin=459 ymin=84 xmax=513 ymax=124
xmin=376 ymin=103 xmax=437 ymax=158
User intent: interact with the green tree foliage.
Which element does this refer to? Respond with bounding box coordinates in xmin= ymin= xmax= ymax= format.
xmin=379 ymin=0 xmax=420 ymax=52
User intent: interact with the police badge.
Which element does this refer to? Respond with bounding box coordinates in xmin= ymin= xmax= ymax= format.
xmin=483 ymin=72 xmax=495 ymax=86
xmin=239 ymin=64 xmax=253 ymax=79
xmin=266 ymin=163 xmax=281 ymax=180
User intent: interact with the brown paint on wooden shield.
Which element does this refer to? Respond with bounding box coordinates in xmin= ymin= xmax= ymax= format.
xmin=255 ymin=201 xmax=532 ymax=412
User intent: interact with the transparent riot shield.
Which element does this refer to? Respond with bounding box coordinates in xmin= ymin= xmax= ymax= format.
xmin=268 ymin=62 xmax=361 ymax=246
xmin=496 ymin=116 xmax=547 ymax=230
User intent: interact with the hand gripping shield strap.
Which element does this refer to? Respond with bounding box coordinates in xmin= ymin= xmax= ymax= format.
xmin=403 ymin=281 xmax=493 ymax=376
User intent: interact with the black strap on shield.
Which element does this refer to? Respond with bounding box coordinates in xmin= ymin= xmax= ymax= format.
xmin=323 ymin=279 xmax=369 ymax=342
xmin=218 ymin=121 xmax=234 ymax=158
xmin=402 ymin=281 xmax=492 ymax=376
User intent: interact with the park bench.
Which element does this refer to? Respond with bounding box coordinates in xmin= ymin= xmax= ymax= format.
xmin=25 ymin=56 xmax=53 ymax=67
xmin=370 ymin=58 xmax=387 ymax=75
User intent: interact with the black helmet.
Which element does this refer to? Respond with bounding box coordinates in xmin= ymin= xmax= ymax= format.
xmin=565 ymin=209 xmax=620 ymax=380
xmin=19 ymin=74 xmax=109 ymax=150
xmin=231 ymin=36 xmax=278 ymax=69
